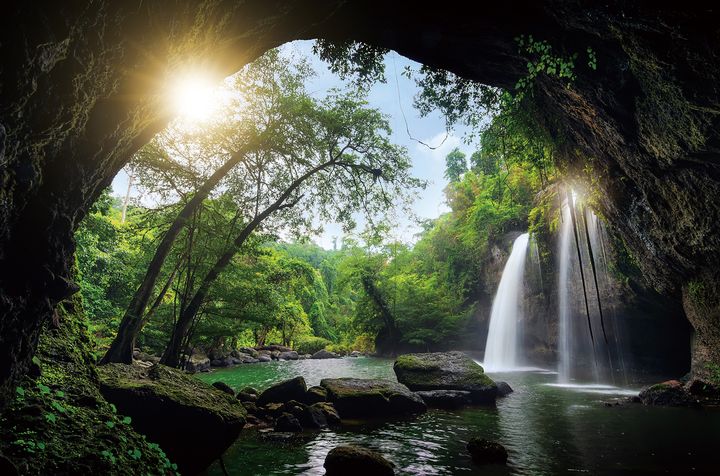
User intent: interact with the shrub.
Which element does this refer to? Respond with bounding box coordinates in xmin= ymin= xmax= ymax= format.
xmin=295 ymin=337 xmax=331 ymax=355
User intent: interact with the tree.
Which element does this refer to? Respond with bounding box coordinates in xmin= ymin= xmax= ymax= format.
xmin=159 ymin=79 xmax=422 ymax=367
xmin=444 ymin=147 xmax=467 ymax=183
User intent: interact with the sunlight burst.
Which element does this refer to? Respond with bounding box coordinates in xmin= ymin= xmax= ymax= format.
xmin=171 ymin=74 xmax=220 ymax=123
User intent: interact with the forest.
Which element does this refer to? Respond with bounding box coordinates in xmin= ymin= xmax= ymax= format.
xmin=1 ymin=3 xmax=720 ymax=476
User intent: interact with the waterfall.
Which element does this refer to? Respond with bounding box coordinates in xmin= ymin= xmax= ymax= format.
xmin=484 ymin=233 xmax=529 ymax=371
xmin=558 ymin=203 xmax=572 ymax=382
xmin=557 ymin=192 xmax=629 ymax=384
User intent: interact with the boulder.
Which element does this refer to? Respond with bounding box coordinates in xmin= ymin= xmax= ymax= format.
xmin=303 ymin=385 xmax=328 ymax=404
xmin=349 ymin=351 xmax=362 ymax=358
xmin=300 ymin=354 xmax=312 ymax=359
xmin=236 ymin=392 xmax=258 ymax=403
xmin=466 ymin=438 xmax=508 ymax=465
xmin=258 ymin=355 xmax=272 ymax=363
xmin=312 ymin=402 xmax=342 ymax=427
xmin=496 ymin=381 xmax=514 ymax=397
xmin=97 ymin=363 xmax=246 ymax=475
xmin=281 ymin=400 xmax=328 ymax=429
xmin=240 ymin=386 xmax=259 ymax=395
xmin=394 ymin=352 xmax=497 ymax=404
xmin=320 ymin=378 xmax=426 ymax=418
xmin=274 ymin=412 xmax=303 ymax=433
xmin=185 ymin=353 xmax=211 ymax=372
xmin=239 ymin=347 xmax=259 ymax=358
xmin=639 ymin=380 xmax=698 ymax=406
xmin=279 ymin=351 xmax=299 ymax=360
xmin=270 ymin=351 xmax=280 ymax=360
xmin=258 ymin=376 xmax=307 ymax=405
xmin=210 ymin=359 xmax=226 ymax=367
xmin=212 ymin=381 xmax=235 ymax=396
xmin=312 ymin=349 xmax=340 ymax=359
xmin=324 ymin=445 xmax=395 ymax=476
xmin=415 ymin=390 xmax=471 ymax=409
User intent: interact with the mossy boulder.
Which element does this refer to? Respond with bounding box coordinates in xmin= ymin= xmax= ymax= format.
xmin=0 ymin=298 xmax=177 ymax=475
xmin=393 ymin=352 xmax=497 ymax=404
xmin=320 ymin=378 xmax=426 ymax=418
xmin=97 ymin=363 xmax=246 ymax=475
xmin=324 ymin=445 xmax=395 ymax=476
xmin=302 ymin=385 xmax=328 ymax=404
xmin=638 ymin=380 xmax=698 ymax=406
xmin=257 ymin=376 xmax=307 ymax=405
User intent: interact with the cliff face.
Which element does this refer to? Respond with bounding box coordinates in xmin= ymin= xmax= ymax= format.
xmin=1 ymin=1 xmax=719 ymax=400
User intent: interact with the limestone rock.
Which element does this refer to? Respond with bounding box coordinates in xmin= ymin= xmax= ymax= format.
xmin=324 ymin=445 xmax=395 ymax=476
xmin=258 ymin=376 xmax=307 ymax=405
xmin=320 ymin=378 xmax=426 ymax=418
xmin=394 ymin=352 xmax=497 ymax=404
xmin=97 ymin=363 xmax=245 ymax=475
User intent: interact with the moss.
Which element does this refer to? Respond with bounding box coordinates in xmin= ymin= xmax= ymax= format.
xmin=97 ymin=364 xmax=245 ymax=422
xmin=0 ymin=296 xmax=178 ymax=475
xmin=394 ymin=352 xmax=495 ymax=390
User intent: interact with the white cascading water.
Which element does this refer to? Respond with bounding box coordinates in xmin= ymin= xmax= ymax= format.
xmin=558 ymin=202 xmax=573 ymax=383
xmin=484 ymin=233 xmax=529 ymax=371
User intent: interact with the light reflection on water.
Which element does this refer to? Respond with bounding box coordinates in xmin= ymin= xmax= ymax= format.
xmin=199 ymin=358 xmax=720 ymax=475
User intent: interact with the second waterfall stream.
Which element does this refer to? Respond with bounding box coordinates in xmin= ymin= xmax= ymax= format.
xmin=483 ymin=233 xmax=529 ymax=371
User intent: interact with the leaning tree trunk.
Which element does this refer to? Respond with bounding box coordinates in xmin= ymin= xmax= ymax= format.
xmin=161 ymin=159 xmax=334 ymax=367
xmin=101 ymin=143 xmax=255 ymax=364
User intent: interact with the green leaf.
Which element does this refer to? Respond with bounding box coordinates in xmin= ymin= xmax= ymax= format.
xmin=105 ymin=421 xmax=115 ymax=429
xmin=45 ymin=412 xmax=57 ymax=424
xmin=15 ymin=386 xmax=25 ymax=397
xmin=122 ymin=416 xmax=132 ymax=425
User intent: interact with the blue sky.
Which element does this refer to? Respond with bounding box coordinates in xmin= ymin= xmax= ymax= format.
xmin=111 ymin=40 xmax=477 ymax=249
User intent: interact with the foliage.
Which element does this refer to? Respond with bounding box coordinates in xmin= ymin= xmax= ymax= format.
xmin=295 ymin=337 xmax=332 ymax=355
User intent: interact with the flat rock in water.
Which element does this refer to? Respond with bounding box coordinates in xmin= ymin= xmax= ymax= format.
xmin=415 ymin=390 xmax=471 ymax=409
xmin=638 ymin=380 xmax=698 ymax=406
xmin=97 ymin=363 xmax=246 ymax=475
xmin=320 ymin=378 xmax=426 ymax=418
xmin=312 ymin=349 xmax=340 ymax=359
xmin=324 ymin=445 xmax=395 ymax=476
xmin=393 ymin=351 xmax=497 ymax=404
xmin=258 ymin=376 xmax=307 ymax=405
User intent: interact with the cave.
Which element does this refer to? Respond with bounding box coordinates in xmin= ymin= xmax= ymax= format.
xmin=1 ymin=1 xmax=719 ymax=472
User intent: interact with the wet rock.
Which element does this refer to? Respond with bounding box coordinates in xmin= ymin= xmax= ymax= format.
xmin=415 ymin=390 xmax=471 ymax=409
xmin=260 ymin=402 xmax=285 ymax=419
xmin=496 ymin=381 xmax=513 ymax=397
xmin=275 ymin=412 xmax=303 ymax=432
xmin=303 ymin=385 xmax=328 ymax=404
xmin=212 ymin=381 xmax=235 ymax=396
xmin=270 ymin=351 xmax=280 ymax=360
xmin=394 ymin=351 xmax=497 ymax=404
xmin=321 ymin=378 xmax=426 ymax=418
xmin=349 ymin=350 xmax=362 ymax=357
xmin=466 ymin=438 xmax=508 ymax=465
xmin=639 ymin=380 xmax=698 ymax=406
xmin=185 ymin=352 xmax=211 ymax=372
xmin=312 ymin=402 xmax=341 ymax=427
xmin=258 ymin=355 xmax=272 ymax=363
xmin=241 ymin=402 xmax=258 ymax=414
xmin=236 ymin=391 xmax=258 ymax=403
xmin=98 ymin=363 xmax=246 ymax=475
xmin=241 ymin=386 xmax=259 ymax=395
xmin=239 ymin=347 xmax=259 ymax=358
xmin=210 ymin=359 xmax=226 ymax=367
xmin=279 ymin=351 xmax=299 ymax=360
xmin=258 ymin=376 xmax=307 ymax=405
xmin=312 ymin=349 xmax=340 ymax=359
xmin=324 ymin=445 xmax=395 ymax=476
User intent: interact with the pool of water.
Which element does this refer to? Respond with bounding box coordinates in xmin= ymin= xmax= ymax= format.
xmin=198 ymin=358 xmax=720 ymax=475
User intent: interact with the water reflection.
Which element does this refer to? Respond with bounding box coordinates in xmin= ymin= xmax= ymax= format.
xmin=202 ymin=359 xmax=720 ymax=476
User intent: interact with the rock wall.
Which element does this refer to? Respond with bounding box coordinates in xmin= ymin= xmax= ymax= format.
xmin=2 ymin=1 xmax=719 ymax=400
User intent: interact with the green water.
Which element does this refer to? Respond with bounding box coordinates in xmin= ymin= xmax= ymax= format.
xmin=198 ymin=358 xmax=720 ymax=475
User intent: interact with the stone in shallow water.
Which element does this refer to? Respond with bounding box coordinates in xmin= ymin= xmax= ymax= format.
xmin=496 ymin=381 xmax=513 ymax=397
xmin=312 ymin=349 xmax=340 ymax=359
xmin=393 ymin=351 xmax=497 ymax=404
xmin=415 ymin=390 xmax=471 ymax=409
xmin=212 ymin=380 xmax=235 ymax=396
xmin=303 ymin=385 xmax=328 ymax=404
xmin=466 ymin=437 xmax=508 ymax=465
xmin=321 ymin=378 xmax=426 ymax=418
xmin=638 ymin=380 xmax=698 ymax=406
xmin=257 ymin=376 xmax=307 ymax=405
xmin=274 ymin=412 xmax=302 ymax=432
xmin=324 ymin=445 xmax=395 ymax=476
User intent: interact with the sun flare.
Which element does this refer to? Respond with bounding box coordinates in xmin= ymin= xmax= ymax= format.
xmin=171 ymin=74 xmax=219 ymax=123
